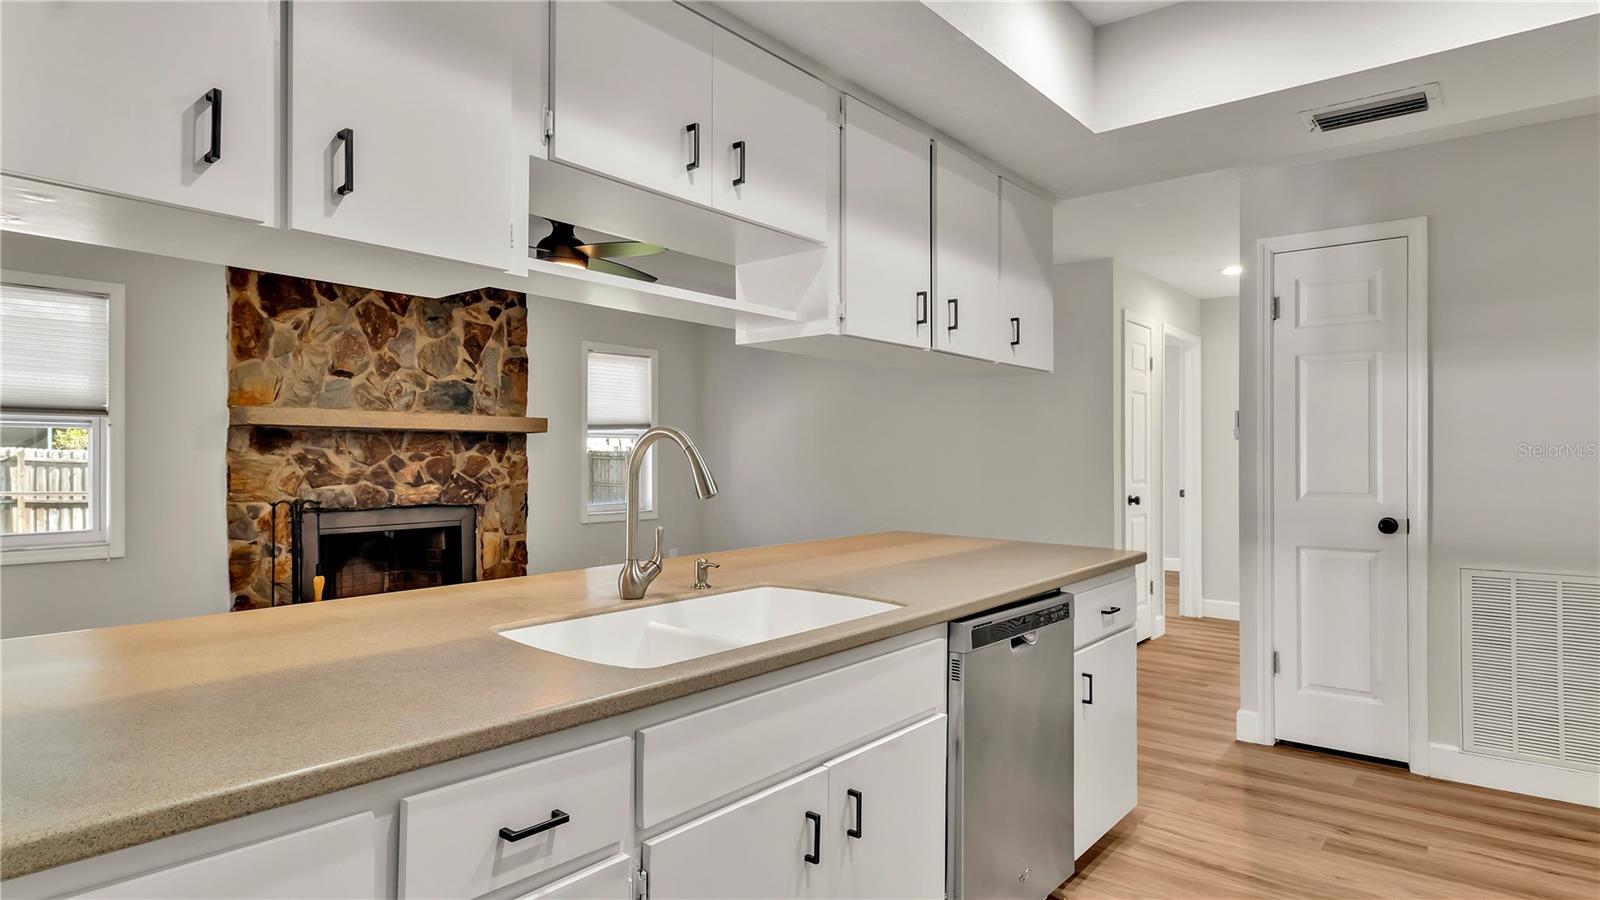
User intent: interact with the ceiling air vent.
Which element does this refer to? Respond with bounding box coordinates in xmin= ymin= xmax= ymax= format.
xmin=1300 ymin=83 xmax=1442 ymax=133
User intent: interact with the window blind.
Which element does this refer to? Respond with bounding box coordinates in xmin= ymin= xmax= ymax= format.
xmin=586 ymin=350 xmax=652 ymax=429
xmin=0 ymin=282 xmax=111 ymax=414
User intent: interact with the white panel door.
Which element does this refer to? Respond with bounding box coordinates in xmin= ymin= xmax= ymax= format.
xmin=840 ymin=97 xmax=932 ymax=350
xmin=1124 ymin=313 xmax=1159 ymax=640
xmin=933 ymin=142 xmax=1003 ymax=361
xmin=710 ymin=30 xmax=833 ymax=242
xmin=0 ymin=1 xmax=277 ymax=222
xmin=289 ymin=2 xmax=515 ymax=269
xmin=823 ymin=715 xmax=946 ymax=900
xmin=999 ymin=178 xmax=1055 ymax=372
xmin=644 ymin=768 xmax=828 ymax=900
xmin=551 ymin=1 xmax=714 ymax=206
xmin=1271 ymin=237 xmax=1410 ymax=761
xmin=1074 ymin=630 xmax=1138 ymax=859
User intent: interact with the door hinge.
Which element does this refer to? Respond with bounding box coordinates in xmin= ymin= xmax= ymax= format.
xmin=1178 ymin=488 xmax=1186 ymax=498
xmin=635 ymin=866 xmax=648 ymax=900
xmin=1270 ymin=296 xmax=1281 ymax=320
xmin=542 ymin=106 xmax=554 ymax=144
xmin=1234 ymin=409 xmax=1241 ymax=440
xmin=1272 ymin=650 xmax=1280 ymax=675
xmin=1149 ymin=580 xmax=1155 ymax=595
xmin=1406 ymin=517 xmax=1412 ymax=534
xmin=837 ymin=295 xmax=845 ymax=324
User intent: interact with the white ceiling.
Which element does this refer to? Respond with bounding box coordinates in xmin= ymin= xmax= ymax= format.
xmin=1072 ymin=2 xmax=1177 ymax=27
xmin=1055 ymin=171 xmax=1239 ymax=299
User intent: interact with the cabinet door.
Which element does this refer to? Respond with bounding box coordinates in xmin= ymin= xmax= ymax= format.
xmin=933 ymin=142 xmax=1003 ymax=361
xmin=644 ymin=768 xmax=828 ymax=900
xmin=999 ymin=178 xmax=1055 ymax=372
xmin=840 ymin=97 xmax=931 ymax=350
xmin=288 ymin=1 xmax=514 ymax=269
xmin=0 ymin=1 xmax=276 ymax=222
xmin=710 ymin=30 xmax=832 ymax=242
xmin=515 ymin=854 xmax=633 ymax=900
xmin=1074 ymin=629 xmax=1138 ymax=858
xmin=70 ymin=814 xmax=377 ymax=899
xmin=552 ymin=1 xmax=714 ymax=206
xmin=824 ymin=715 xmax=946 ymax=900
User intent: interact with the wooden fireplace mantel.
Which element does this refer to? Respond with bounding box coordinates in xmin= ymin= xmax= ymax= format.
xmin=229 ymin=406 xmax=548 ymax=434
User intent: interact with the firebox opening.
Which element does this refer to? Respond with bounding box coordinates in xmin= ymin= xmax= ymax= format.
xmin=297 ymin=504 xmax=476 ymax=603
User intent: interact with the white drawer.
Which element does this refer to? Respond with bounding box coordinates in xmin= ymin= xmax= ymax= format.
xmin=637 ymin=638 xmax=946 ymax=828
xmin=400 ymin=737 xmax=631 ymax=899
xmin=515 ymin=853 xmax=633 ymax=900
xmin=1072 ymin=576 xmax=1136 ymax=650
xmin=71 ymin=814 xmax=377 ymax=899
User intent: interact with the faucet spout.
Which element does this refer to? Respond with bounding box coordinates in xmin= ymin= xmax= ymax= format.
xmin=619 ymin=426 xmax=718 ymax=600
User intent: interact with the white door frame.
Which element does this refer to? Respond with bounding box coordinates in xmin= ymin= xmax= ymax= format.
xmin=1164 ymin=324 xmax=1203 ymax=619
xmin=1119 ymin=308 xmax=1165 ymax=640
xmin=1253 ymin=217 xmax=1431 ymax=772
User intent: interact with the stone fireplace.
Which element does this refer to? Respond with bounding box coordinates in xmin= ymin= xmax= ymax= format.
xmin=225 ymin=269 xmax=530 ymax=611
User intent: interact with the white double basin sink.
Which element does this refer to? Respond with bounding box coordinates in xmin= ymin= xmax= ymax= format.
xmin=499 ymin=586 xmax=897 ymax=669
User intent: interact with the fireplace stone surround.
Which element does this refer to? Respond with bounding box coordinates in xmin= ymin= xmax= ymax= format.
xmin=225 ymin=268 xmax=529 ymax=611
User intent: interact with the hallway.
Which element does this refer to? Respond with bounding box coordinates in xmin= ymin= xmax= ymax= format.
xmin=1057 ymin=574 xmax=1600 ymax=899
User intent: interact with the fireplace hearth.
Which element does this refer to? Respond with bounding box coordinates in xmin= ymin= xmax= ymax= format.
xmin=297 ymin=505 xmax=476 ymax=602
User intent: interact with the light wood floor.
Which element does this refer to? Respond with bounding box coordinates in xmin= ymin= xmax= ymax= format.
xmin=1055 ymin=571 xmax=1600 ymax=899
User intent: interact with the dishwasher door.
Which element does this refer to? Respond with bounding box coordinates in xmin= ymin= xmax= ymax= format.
xmin=948 ymin=592 xmax=1075 ymax=900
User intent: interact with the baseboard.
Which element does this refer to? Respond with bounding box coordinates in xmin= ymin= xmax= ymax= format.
xmin=1428 ymin=743 xmax=1599 ymax=807
xmin=1202 ymin=597 xmax=1240 ymax=620
xmin=1235 ymin=709 xmax=1265 ymax=744
xmin=1163 ymin=557 xmax=1181 ymax=571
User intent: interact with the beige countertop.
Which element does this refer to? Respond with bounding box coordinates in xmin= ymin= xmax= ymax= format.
xmin=0 ymin=531 xmax=1141 ymax=879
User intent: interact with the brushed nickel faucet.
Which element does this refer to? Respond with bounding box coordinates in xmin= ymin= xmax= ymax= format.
xmin=619 ymin=426 xmax=718 ymax=600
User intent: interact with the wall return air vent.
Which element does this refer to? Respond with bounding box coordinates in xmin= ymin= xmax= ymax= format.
xmin=1299 ymin=83 xmax=1442 ymax=133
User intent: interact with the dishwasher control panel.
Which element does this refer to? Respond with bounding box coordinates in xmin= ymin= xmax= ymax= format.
xmin=968 ymin=600 xmax=1071 ymax=649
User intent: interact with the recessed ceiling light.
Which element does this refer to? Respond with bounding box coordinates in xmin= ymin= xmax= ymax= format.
xmin=1220 ymin=264 xmax=1242 ymax=276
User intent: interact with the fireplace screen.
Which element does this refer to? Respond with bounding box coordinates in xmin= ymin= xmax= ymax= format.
xmin=296 ymin=505 xmax=475 ymax=602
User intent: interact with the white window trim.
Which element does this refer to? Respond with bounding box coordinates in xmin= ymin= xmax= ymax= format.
xmin=580 ymin=342 xmax=658 ymax=525
xmin=0 ymin=271 xmax=126 ymax=565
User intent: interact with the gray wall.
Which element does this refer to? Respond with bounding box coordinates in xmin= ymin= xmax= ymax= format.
xmin=695 ymin=260 xmax=1115 ymax=553
xmin=0 ymin=235 xmax=229 ymax=638
xmin=1237 ymin=114 xmax=1600 ymax=745
xmin=1200 ymin=295 xmax=1239 ymax=609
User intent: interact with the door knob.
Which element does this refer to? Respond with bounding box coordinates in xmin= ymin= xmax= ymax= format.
xmin=1127 ymin=495 xmax=1141 ymax=506
xmin=1378 ymin=516 xmax=1400 ymax=535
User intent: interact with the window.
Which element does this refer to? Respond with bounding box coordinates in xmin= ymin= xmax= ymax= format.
xmin=582 ymin=344 xmax=656 ymax=522
xmin=0 ymin=273 xmax=124 ymax=564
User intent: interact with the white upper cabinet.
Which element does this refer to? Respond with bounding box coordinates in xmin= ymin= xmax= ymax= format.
xmin=999 ymin=178 xmax=1055 ymax=372
xmin=552 ymin=1 xmax=715 ymax=207
xmin=710 ymin=31 xmax=833 ymax=242
xmin=0 ymin=1 xmax=277 ymax=222
xmin=840 ymin=97 xmax=932 ymax=350
xmin=288 ymin=1 xmax=516 ymax=270
xmin=933 ymin=142 xmax=1003 ymax=362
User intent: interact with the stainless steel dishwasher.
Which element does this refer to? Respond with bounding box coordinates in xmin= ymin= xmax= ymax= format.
xmin=947 ymin=588 xmax=1075 ymax=900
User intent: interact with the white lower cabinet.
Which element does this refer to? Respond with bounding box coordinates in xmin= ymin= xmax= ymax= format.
xmin=823 ymin=715 xmax=947 ymax=900
xmin=516 ymin=854 xmax=634 ymax=900
xmin=67 ymin=814 xmax=377 ymax=899
xmin=1073 ymin=629 xmax=1138 ymax=859
xmin=643 ymin=767 xmax=830 ymax=900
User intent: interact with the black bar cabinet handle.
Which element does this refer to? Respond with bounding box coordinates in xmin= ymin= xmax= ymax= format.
xmin=335 ymin=128 xmax=354 ymax=196
xmin=498 ymin=808 xmax=569 ymax=842
xmin=1082 ymin=673 xmax=1094 ymax=705
xmin=915 ymin=291 xmax=929 ymax=325
xmin=947 ymin=298 xmax=959 ymax=331
xmin=732 ymin=140 xmax=747 ymax=186
xmin=1101 ymin=606 xmax=1122 ymax=615
xmin=1010 ymin=316 xmax=1021 ymax=347
xmin=804 ymin=810 xmax=822 ymax=864
xmin=847 ymin=789 xmax=864 ymax=839
xmin=686 ymin=122 xmax=701 ymax=171
xmin=202 ymin=88 xmax=223 ymax=164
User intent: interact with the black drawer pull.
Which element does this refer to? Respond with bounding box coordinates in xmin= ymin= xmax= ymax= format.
xmin=335 ymin=128 xmax=354 ymax=196
xmin=1101 ymin=606 xmax=1121 ymax=615
xmin=804 ymin=810 xmax=822 ymax=864
xmin=1082 ymin=672 xmax=1094 ymax=705
xmin=847 ymin=788 xmax=864 ymax=839
xmin=202 ymin=88 xmax=222 ymax=163
xmin=686 ymin=122 xmax=701 ymax=171
xmin=498 ymin=809 xmax=569 ymax=842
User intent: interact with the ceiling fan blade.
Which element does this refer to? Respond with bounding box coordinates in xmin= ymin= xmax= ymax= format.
xmin=586 ymin=257 xmax=659 ymax=283
xmin=578 ymin=241 xmax=666 ymax=259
